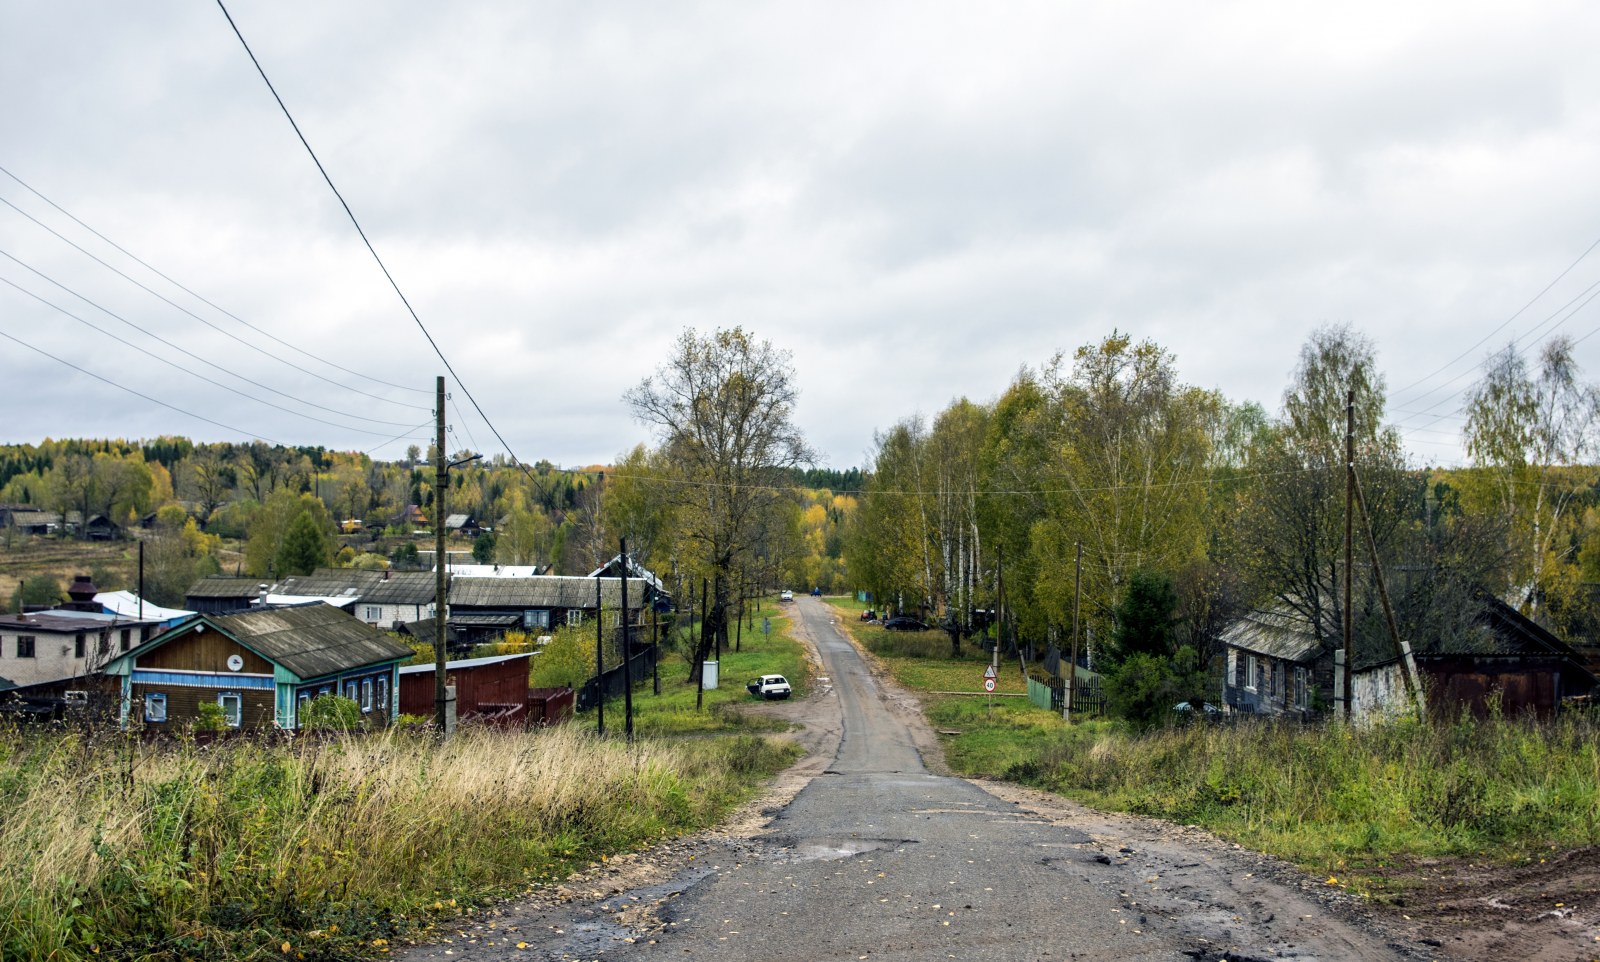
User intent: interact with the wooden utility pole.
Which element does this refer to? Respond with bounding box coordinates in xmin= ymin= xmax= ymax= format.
xmin=695 ymin=577 xmax=709 ymax=711
xmin=1352 ymin=469 xmax=1425 ymax=711
xmin=1343 ymin=388 xmax=1354 ymax=721
xmin=620 ymin=538 xmax=634 ymax=742
xmin=433 ymin=375 xmax=449 ymax=734
xmin=1067 ymin=541 xmax=1081 ymax=721
xmin=595 ymin=572 xmax=605 ymax=736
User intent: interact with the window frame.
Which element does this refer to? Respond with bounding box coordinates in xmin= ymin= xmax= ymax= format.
xmin=360 ymin=678 xmax=373 ymax=713
xmin=218 ymin=692 xmax=243 ymax=728
xmin=16 ymin=635 xmax=35 ymax=658
xmin=375 ymin=675 xmax=389 ymax=715
xmin=1244 ymin=654 xmax=1259 ymax=692
xmin=145 ymin=692 xmax=168 ymax=723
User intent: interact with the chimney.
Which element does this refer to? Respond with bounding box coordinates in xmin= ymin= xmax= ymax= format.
xmin=64 ymin=574 xmax=100 ymax=612
xmin=258 ymin=583 xmax=269 ymax=607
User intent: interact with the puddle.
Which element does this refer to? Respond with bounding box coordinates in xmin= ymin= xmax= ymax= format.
xmin=785 ymin=837 xmax=918 ymax=861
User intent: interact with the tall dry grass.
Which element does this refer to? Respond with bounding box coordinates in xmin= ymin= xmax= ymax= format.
xmin=0 ymin=724 xmax=794 ymax=960
xmin=1013 ymin=711 xmax=1600 ymax=872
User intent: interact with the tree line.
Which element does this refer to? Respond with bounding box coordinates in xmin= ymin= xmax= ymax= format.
xmin=843 ymin=325 xmax=1600 ymax=719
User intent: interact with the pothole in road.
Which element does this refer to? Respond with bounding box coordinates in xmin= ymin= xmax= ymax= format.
xmin=784 ymin=837 xmax=919 ymax=861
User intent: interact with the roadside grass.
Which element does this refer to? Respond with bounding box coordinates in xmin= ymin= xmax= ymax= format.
xmin=824 ymin=601 xmax=1600 ymax=895
xmin=575 ymin=606 xmax=810 ymax=737
xmin=0 ymin=723 xmax=798 ymax=962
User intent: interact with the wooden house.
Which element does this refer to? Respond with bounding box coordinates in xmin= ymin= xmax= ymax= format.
xmin=185 ymin=577 xmax=265 ymax=615
xmin=271 ymin=568 xmax=437 ymax=629
xmin=447 ymin=575 xmax=649 ymax=645
xmin=101 ymin=603 xmax=413 ymax=731
xmin=444 ymin=514 xmax=482 ymax=538
xmin=1220 ymin=593 xmax=1598 ymax=719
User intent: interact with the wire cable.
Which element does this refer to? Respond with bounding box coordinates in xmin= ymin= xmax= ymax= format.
xmin=0 ymin=324 xmax=283 ymax=444
xmin=1388 ymin=229 xmax=1600 ymax=404
xmin=0 ymin=246 xmax=418 ymax=430
xmin=0 ymin=195 xmax=432 ymax=413
xmin=215 ymin=0 xmax=536 ymax=478
xmin=0 ymin=275 xmax=406 ymax=438
xmin=0 ymin=164 xmax=432 ymax=398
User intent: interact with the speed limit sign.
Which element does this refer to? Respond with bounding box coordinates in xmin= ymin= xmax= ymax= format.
xmin=984 ymin=677 xmax=996 ymax=693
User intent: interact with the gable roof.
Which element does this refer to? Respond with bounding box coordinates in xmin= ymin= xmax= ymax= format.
xmin=216 ymin=604 xmax=412 ymax=679
xmin=360 ymin=570 xmax=437 ymax=605
xmin=449 ymin=575 xmax=648 ymax=610
xmin=110 ymin=603 xmax=411 ymax=682
xmin=186 ymin=577 xmax=265 ymax=600
xmin=1220 ymin=607 xmax=1325 ymax=664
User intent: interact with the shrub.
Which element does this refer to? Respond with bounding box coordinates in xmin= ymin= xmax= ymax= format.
xmin=193 ymin=702 xmax=227 ymax=733
xmin=300 ymin=694 xmax=363 ymax=731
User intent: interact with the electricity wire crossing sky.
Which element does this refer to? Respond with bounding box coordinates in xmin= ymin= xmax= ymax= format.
xmin=4 ymin=1 xmax=1600 ymax=468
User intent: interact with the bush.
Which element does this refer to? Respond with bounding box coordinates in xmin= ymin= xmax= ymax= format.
xmin=300 ymin=694 xmax=363 ymax=731
xmin=193 ymin=702 xmax=227 ymax=733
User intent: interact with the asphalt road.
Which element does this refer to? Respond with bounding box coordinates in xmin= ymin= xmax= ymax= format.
xmin=400 ymin=598 xmax=1421 ymax=962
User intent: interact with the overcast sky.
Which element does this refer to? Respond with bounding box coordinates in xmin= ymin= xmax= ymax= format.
xmin=4 ymin=1 xmax=1599 ymax=470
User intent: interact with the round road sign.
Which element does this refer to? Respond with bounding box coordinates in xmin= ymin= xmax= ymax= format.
xmin=984 ymin=677 xmax=996 ymax=693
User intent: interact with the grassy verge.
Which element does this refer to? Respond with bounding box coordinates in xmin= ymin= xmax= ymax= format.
xmin=823 ymin=601 xmax=1600 ymax=895
xmin=0 ymin=724 xmax=799 ymax=961
xmin=584 ymin=605 xmax=811 ymax=737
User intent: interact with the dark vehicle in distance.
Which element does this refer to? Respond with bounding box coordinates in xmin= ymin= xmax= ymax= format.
xmin=882 ymin=616 xmax=931 ymax=631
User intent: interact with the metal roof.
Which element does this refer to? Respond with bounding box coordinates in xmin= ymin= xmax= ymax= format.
xmin=398 ymin=651 xmax=533 ymax=675
xmin=206 ymin=603 xmax=413 ymax=680
xmin=185 ymin=577 xmax=265 ymax=599
xmin=449 ymin=575 xmax=648 ymax=610
xmin=1219 ymin=608 xmax=1325 ymax=664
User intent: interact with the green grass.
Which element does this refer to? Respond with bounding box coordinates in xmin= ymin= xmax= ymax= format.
xmin=581 ymin=608 xmax=812 ymax=737
xmin=0 ymin=724 xmax=799 ymax=962
xmin=824 ymin=602 xmax=1600 ymax=892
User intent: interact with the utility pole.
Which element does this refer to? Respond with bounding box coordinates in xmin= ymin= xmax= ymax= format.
xmin=1067 ymin=541 xmax=1081 ymax=721
xmin=434 ymin=375 xmax=449 ymax=734
xmin=1343 ymin=388 xmax=1354 ymax=722
xmin=595 ymin=572 xmax=605 ymax=736
xmin=620 ymin=537 xmax=634 ymax=742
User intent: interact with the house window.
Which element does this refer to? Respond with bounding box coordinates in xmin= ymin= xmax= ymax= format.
xmin=361 ymin=678 xmax=373 ymax=713
xmin=120 ymin=628 xmax=131 ymax=651
xmin=345 ymin=681 xmax=359 ymax=702
xmin=317 ymin=685 xmax=331 ymax=698
xmin=376 ymin=676 xmax=389 ymax=714
xmin=523 ymin=610 xmax=551 ymax=629
xmin=1244 ymin=654 xmax=1259 ymax=691
xmin=145 ymin=693 xmax=168 ymax=723
xmin=1226 ymin=650 xmax=1237 ymax=688
xmin=567 ymin=610 xmax=584 ymax=627
xmin=1294 ymin=667 xmax=1310 ymax=709
xmin=16 ymin=635 xmax=35 ymax=658
xmin=75 ymin=634 xmax=85 ymax=658
xmin=218 ymin=692 xmax=242 ymax=728
xmin=363 ymin=606 xmax=382 ymax=622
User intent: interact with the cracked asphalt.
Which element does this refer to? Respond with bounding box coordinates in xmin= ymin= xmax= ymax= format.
xmin=397 ymin=598 xmax=1431 ymax=962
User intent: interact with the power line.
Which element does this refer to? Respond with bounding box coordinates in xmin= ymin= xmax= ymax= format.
xmin=215 ymin=0 xmax=536 ymax=480
xmin=0 ymin=194 xmax=432 ymax=415
xmin=0 ymin=163 xmax=431 ymax=399
xmin=1388 ymin=228 xmax=1600 ymax=404
xmin=0 ymin=248 xmax=418 ymax=432
xmin=0 ymin=324 xmax=283 ymax=444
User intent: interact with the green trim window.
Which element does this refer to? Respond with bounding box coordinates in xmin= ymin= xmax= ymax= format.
xmin=144 ymin=693 xmax=167 ymax=723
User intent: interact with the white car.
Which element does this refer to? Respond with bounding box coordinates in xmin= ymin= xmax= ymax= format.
xmin=779 ymin=590 xmax=794 ymax=602
xmin=747 ymin=674 xmax=792 ymax=699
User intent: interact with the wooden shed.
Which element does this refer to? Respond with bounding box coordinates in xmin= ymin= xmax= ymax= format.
xmin=398 ymin=652 xmax=572 ymax=728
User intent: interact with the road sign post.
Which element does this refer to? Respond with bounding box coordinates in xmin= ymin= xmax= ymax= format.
xmin=984 ymin=664 xmax=997 ymax=717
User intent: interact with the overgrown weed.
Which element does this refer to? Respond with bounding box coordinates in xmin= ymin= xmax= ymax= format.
xmin=0 ymin=722 xmax=797 ymax=961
